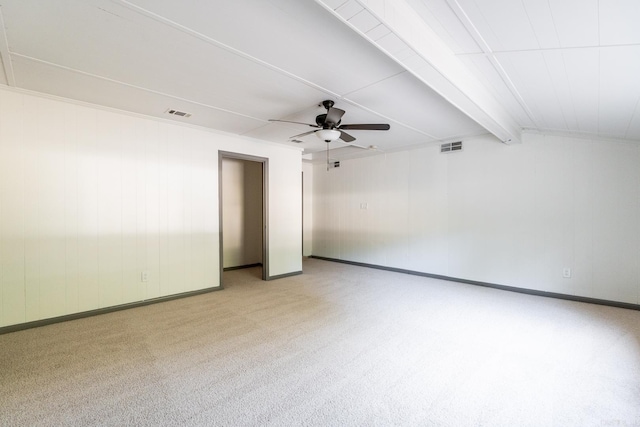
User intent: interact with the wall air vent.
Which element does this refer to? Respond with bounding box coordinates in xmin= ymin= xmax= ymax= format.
xmin=441 ymin=141 xmax=463 ymax=153
xmin=166 ymin=109 xmax=192 ymax=118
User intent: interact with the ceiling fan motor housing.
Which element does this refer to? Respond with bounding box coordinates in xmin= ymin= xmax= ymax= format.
xmin=269 ymin=99 xmax=389 ymax=143
xmin=321 ymin=100 xmax=335 ymax=110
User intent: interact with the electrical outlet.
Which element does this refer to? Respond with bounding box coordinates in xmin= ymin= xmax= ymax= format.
xmin=562 ymin=268 xmax=571 ymax=279
xmin=141 ymin=271 xmax=148 ymax=282
xmin=360 ymin=203 xmax=368 ymax=210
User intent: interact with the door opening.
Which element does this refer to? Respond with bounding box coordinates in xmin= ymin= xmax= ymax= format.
xmin=219 ymin=152 xmax=268 ymax=286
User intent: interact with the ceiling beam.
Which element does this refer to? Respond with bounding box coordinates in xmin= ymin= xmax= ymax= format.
xmin=443 ymin=0 xmax=538 ymax=127
xmin=315 ymin=0 xmax=522 ymax=144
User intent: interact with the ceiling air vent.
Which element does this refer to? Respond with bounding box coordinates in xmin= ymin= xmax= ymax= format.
xmin=166 ymin=109 xmax=192 ymax=118
xmin=441 ymin=141 xmax=462 ymax=153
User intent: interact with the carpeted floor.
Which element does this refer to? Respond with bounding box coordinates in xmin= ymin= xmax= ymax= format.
xmin=1 ymin=258 xmax=639 ymax=426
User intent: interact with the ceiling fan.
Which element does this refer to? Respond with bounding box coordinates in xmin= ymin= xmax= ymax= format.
xmin=269 ymin=100 xmax=390 ymax=143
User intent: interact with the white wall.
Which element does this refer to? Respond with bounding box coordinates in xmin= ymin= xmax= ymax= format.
xmin=222 ymin=158 xmax=263 ymax=268
xmin=303 ymin=162 xmax=313 ymax=256
xmin=0 ymin=87 xmax=302 ymax=328
xmin=311 ymin=133 xmax=640 ymax=305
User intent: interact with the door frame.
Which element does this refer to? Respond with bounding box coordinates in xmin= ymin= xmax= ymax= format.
xmin=218 ymin=151 xmax=269 ymax=286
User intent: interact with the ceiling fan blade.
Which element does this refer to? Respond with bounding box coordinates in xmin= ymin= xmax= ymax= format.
xmin=268 ymin=119 xmax=318 ymax=127
xmin=339 ymin=130 xmax=356 ymax=142
xmin=289 ymin=129 xmax=318 ymax=139
xmin=325 ymin=107 xmax=345 ymax=125
xmin=338 ymin=123 xmax=390 ymax=130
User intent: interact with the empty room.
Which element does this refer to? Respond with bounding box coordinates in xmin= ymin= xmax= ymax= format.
xmin=1 ymin=1 xmax=639 ymax=426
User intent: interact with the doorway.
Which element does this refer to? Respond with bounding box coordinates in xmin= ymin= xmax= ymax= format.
xmin=219 ymin=152 xmax=268 ymax=286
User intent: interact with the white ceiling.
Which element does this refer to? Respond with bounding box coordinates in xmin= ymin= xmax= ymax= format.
xmin=408 ymin=0 xmax=640 ymax=141
xmin=1 ymin=0 xmax=639 ymax=160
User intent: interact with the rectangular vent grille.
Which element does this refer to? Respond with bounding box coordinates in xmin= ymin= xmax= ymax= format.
xmin=166 ymin=109 xmax=192 ymax=118
xmin=441 ymin=141 xmax=463 ymax=153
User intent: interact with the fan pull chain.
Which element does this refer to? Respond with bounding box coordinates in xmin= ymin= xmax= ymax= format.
xmin=326 ymin=142 xmax=329 ymax=171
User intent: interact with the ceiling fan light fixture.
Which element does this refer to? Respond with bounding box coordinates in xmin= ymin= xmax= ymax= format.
xmin=316 ymin=129 xmax=341 ymax=142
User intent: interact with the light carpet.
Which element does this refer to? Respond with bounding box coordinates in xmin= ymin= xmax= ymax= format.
xmin=1 ymin=258 xmax=639 ymax=426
